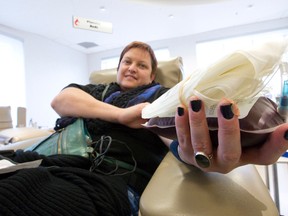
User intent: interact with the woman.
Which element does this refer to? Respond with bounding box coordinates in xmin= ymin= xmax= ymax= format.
xmin=51 ymin=41 xmax=171 ymax=193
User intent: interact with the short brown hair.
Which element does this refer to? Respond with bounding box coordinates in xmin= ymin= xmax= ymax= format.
xmin=117 ymin=41 xmax=158 ymax=75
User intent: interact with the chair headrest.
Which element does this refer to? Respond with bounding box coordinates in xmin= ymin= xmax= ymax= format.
xmin=89 ymin=56 xmax=183 ymax=88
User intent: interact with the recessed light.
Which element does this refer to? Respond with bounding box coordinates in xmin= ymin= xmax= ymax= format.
xmin=168 ymin=14 xmax=174 ymax=19
xmin=247 ymin=4 xmax=254 ymax=9
xmin=78 ymin=42 xmax=98 ymax=49
xmin=100 ymin=6 xmax=106 ymax=12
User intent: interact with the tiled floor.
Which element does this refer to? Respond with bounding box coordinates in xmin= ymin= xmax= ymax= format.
xmin=256 ymin=156 xmax=288 ymax=216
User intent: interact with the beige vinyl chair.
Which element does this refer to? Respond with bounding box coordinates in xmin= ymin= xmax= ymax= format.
xmin=139 ymin=152 xmax=278 ymax=216
xmin=90 ymin=57 xmax=279 ymax=216
xmin=0 ymin=106 xmax=52 ymax=150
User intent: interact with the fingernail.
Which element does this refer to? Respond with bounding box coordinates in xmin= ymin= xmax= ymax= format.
xmin=177 ymin=107 xmax=184 ymax=116
xmin=284 ymin=130 xmax=288 ymax=140
xmin=220 ymin=104 xmax=234 ymax=119
xmin=190 ymin=100 xmax=202 ymax=112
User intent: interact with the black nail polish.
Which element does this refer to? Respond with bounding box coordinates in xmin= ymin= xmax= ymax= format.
xmin=177 ymin=107 xmax=184 ymax=116
xmin=220 ymin=104 xmax=234 ymax=119
xmin=284 ymin=130 xmax=288 ymax=140
xmin=190 ymin=100 xmax=202 ymax=112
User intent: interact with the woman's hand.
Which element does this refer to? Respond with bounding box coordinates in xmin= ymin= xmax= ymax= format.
xmin=175 ymin=96 xmax=288 ymax=173
xmin=117 ymin=103 xmax=149 ymax=129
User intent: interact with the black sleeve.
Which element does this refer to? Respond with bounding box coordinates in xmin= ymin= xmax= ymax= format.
xmin=64 ymin=83 xmax=106 ymax=101
xmin=149 ymin=86 xmax=170 ymax=103
xmin=157 ymin=86 xmax=170 ymax=97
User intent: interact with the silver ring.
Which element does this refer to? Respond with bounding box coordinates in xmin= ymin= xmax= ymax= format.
xmin=194 ymin=152 xmax=213 ymax=168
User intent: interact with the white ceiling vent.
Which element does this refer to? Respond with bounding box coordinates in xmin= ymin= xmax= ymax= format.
xmin=77 ymin=42 xmax=98 ymax=49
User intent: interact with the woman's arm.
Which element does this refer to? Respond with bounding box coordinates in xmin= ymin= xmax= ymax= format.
xmin=51 ymin=87 xmax=148 ymax=128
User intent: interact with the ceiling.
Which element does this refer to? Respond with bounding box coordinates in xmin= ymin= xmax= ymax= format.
xmin=0 ymin=0 xmax=288 ymax=54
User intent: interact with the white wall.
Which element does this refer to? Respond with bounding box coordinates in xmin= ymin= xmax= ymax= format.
xmin=0 ymin=25 xmax=88 ymax=128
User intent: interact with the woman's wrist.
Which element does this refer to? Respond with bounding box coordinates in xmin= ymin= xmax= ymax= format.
xmin=169 ymin=140 xmax=190 ymax=165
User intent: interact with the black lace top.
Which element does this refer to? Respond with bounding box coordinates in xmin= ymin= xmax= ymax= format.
xmin=65 ymin=82 xmax=170 ymax=194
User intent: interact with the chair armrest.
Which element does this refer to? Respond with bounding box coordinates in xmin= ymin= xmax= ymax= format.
xmin=139 ymin=152 xmax=278 ymax=216
xmin=0 ymin=127 xmax=52 ymax=143
xmin=0 ymin=136 xmax=50 ymax=151
xmin=0 ymin=128 xmax=53 ymax=151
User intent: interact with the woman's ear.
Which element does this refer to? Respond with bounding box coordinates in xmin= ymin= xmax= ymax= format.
xmin=150 ymin=73 xmax=156 ymax=82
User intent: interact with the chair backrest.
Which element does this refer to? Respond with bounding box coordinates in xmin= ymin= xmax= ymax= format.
xmin=17 ymin=107 xmax=27 ymax=128
xmin=0 ymin=106 xmax=13 ymax=130
xmin=89 ymin=56 xmax=183 ymax=88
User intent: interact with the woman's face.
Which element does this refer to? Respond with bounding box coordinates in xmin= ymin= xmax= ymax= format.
xmin=117 ymin=48 xmax=155 ymax=91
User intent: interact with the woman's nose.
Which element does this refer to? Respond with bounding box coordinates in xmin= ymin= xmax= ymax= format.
xmin=128 ymin=63 xmax=137 ymax=72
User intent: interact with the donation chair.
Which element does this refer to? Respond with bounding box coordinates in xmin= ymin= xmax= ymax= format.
xmin=89 ymin=57 xmax=279 ymax=216
xmin=0 ymin=106 xmax=52 ymax=151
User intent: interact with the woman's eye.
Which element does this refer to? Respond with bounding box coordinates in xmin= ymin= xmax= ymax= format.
xmin=139 ymin=64 xmax=147 ymax=69
xmin=122 ymin=60 xmax=131 ymax=65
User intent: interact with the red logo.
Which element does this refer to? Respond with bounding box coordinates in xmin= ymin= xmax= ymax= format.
xmin=74 ymin=18 xmax=79 ymax=26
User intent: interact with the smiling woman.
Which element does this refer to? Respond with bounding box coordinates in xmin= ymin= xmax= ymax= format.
xmin=0 ymin=33 xmax=26 ymax=126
